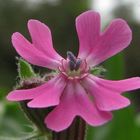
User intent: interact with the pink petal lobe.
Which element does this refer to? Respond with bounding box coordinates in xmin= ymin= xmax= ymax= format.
xmin=28 ymin=20 xmax=62 ymax=60
xmin=12 ymin=32 xmax=61 ymax=69
xmin=45 ymin=82 xmax=76 ymax=132
xmin=74 ymin=82 xmax=112 ymax=126
xmin=83 ymin=75 xmax=140 ymax=111
xmin=7 ymin=76 xmax=61 ymax=101
xmin=28 ymin=77 xmax=66 ymax=108
xmin=89 ymin=75 xmax=140 ymax=93
xmin=76 ymin=11 xmax=100 ymax=58
xmin=86 ymin=19 xmax=132 ymax=66
xmin=45 ymin=82 xmax=112 ymax=132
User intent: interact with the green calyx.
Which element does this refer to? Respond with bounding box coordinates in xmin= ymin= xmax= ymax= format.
xmin=17 ymin=58 xmax=36 ymax=80
xmin=90 ymin=66 xmax=106 ymax=77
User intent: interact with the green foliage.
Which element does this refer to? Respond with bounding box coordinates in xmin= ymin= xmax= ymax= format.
xmin=18 ymin=58 xmax=36 ymax=80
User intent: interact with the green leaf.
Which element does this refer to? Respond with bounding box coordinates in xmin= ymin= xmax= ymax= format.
xmin=0 ymin=87 xmax=9 ymax=99
xmin=104 ymin=53 xmax=124 ymax=79
xmin=17 ymin=58 xmax=36 ymax=80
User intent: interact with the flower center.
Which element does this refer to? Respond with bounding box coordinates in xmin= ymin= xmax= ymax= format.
xmin=59 ymin=51 xmax=89 ymax=79
xmin=67 ymin=51 xmax=82 ymax=71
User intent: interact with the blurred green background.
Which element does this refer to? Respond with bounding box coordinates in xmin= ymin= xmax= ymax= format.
xmin=0 ymin=0 xmax=140 ymax=139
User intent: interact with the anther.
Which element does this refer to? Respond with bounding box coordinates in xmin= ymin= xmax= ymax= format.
xmin=69 ymin=61 xmax=76 ymax=71
xmin=67 ymin=51 xmax=82 ymax=71
xmin=67 ymin=51 xmax=77 ymax=63
xmin=75 ymin=59 xmax=82 ymax=70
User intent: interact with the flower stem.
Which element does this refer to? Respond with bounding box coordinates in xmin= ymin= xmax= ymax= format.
xmin=52 ymin=117 xmax=86 ymax=140
xmin=20 ymin=101 xmax=53 ymax=133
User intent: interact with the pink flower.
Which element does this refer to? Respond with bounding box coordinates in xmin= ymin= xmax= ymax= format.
xmin=7 ymin=11 xmax=140 ymax=132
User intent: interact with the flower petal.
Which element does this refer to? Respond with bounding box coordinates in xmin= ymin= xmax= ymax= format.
xmin=12 ymin=32 xmax=61 ymax=69
xmin=86 ymin=19 xmax=132 ymax=66
xmin=7 ymin=76 xmax=60 ymax=101
xmin=76 ymin=11 xmax=100 ymax=58
xmin=83 ymin=75 xmax=140 ymax=111
xmin=74 ymin=82 xmax=112 ymax=126
xmin=28 ymin=20 xmax=62 ymax=60
xmin=45 ymin=82 xmax=112 ymax=132
xmin=89 ymin=75 xmax=140 ymax=92
xmin=45 ymin=82 xmax=75 ymax=132
xmin=28 ymin=77 xmax=66 ymax=108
